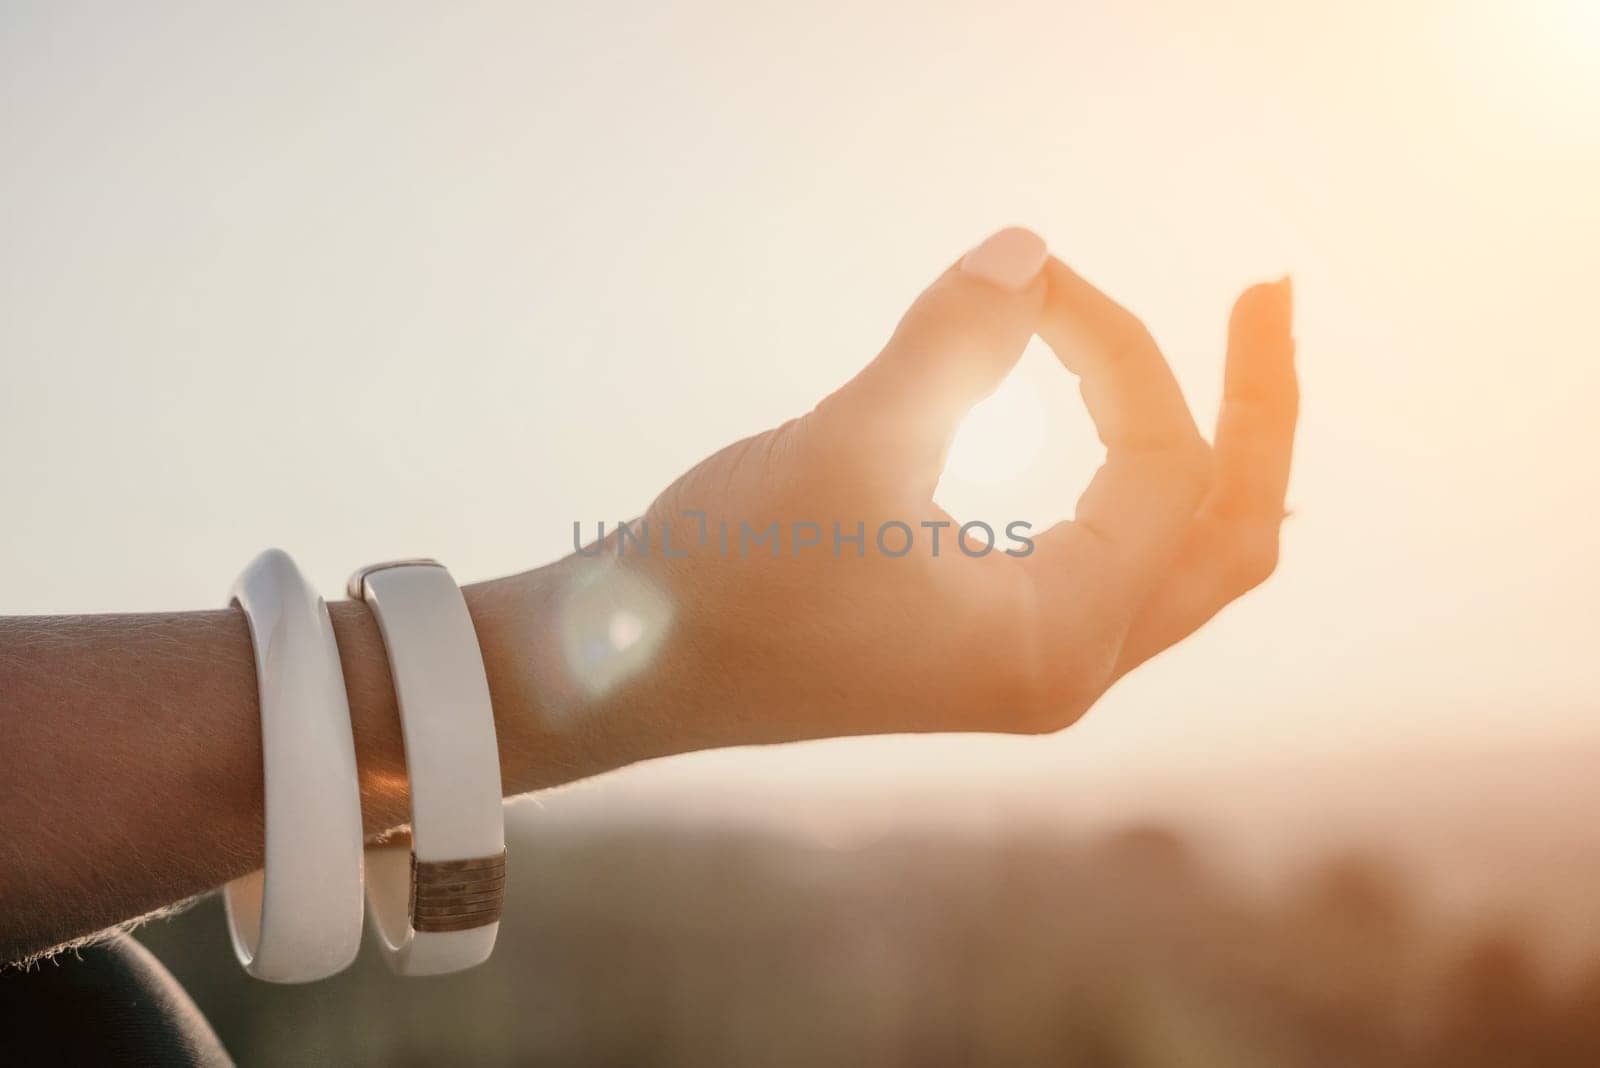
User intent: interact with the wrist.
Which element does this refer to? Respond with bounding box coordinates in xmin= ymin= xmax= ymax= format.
xmin=330 ymin=559 xmax=625 ymax=839
xmin=462 ymin=558 xmax=681 ymax=793
xmin=325 ymin=597 xmax=409 ymax=837
xmin=459 ymin=567 xmax=568 ymax=797
xmin=478 ymin=549 xmax=737 ymax=786
xmin=330 ymin=549 xmax=710 ymax=841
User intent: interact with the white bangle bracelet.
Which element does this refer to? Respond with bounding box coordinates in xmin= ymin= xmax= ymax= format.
xmin=348 ymin=559 xmax=506 ymax=976
xmin=225 ymin=549 xmax=365 ymax=983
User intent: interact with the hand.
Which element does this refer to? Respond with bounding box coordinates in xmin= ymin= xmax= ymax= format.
xmin=0 ymin=229 xmax=1296 ymax=958
xmin=527 ymin=228 xmax=1296 ymax=763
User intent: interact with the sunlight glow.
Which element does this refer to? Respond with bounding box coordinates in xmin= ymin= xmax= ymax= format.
xmin=941 ymin=372 xmax=1048 ymax=485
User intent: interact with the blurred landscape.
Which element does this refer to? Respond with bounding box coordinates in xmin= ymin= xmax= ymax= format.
xmin=136 ymin=735 xmax=1600 ymax=1066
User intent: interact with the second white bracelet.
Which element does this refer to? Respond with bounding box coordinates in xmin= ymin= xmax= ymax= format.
xmin=348 ymin=558 xmax=506 ymax=977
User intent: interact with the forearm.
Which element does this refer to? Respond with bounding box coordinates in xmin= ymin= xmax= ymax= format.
xmin=0 ymin=562 xmax=624 ymax=963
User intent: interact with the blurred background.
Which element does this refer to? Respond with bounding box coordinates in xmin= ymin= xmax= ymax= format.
xmin=4 ymin=0 xmax=1599 ymax=1062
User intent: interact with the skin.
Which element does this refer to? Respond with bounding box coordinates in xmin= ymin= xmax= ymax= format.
xmin=0 ymin=231 xmax=1296 ymax=963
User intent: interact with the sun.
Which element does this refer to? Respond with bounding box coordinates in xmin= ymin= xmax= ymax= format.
xmin=940 ymin=368 xmax=1049 ymax=487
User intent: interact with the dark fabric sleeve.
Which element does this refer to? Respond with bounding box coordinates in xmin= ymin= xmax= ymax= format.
xmin=1 ymin=931 xmax=232 ymax=1066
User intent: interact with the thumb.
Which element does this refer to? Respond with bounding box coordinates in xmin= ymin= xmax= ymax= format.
xmin=820 ymin=227 xmax=1048 ymax=467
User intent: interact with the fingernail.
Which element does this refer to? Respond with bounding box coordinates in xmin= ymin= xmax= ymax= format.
xmin=960 ymin=227 xmax=1048 ymax=292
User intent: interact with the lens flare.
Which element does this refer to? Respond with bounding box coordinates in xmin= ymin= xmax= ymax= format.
xmin=557 ymin=562 xmax=673 ymax=701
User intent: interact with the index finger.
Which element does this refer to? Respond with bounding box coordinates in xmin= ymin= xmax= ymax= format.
xmin=1032 ymin=258 xmax=1211 ymax=594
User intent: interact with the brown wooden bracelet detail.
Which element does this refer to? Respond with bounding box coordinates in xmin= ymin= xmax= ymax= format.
xmin=409 ymin=852 xmax=507 ymax=933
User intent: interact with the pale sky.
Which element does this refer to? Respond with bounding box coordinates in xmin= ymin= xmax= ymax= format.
xmin=3 ymin=1 xmax=1598 ymax=818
